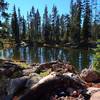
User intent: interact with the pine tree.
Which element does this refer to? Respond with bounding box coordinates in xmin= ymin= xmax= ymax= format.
xmin=48 ymin=14 xmax=52 ymax=42
xmin=82 ymin=0 xmax=92 ymax=42
xmin=35 ymin=9 xmax=41 ymax=41
xmin=43 ymin=6 xmax=50 ymax=43
xmin=64 ymin=14 xmax=70 ymax=42
xmin=22 ymin=16 xmax=26 ymax=41
xmin=55 ymin=15 xmax=60 ymax=42
xmin=30 ymin=6 xmax=35 ymax=41
xmin=69 ymin=0 xmax=77 ymax=42
xmin=92 ymin=0 xmax=100 ymax=39
xmin=26 ymin=11 xmax=30 ymax=41
xmin=69 ymin=0 xmax=82 ymax=43
xmin=75 ymin=0 xmax=82 ymax=43
xmin=0 ymin=0 xmax=9 ymax=37
xmin=18 ymin=8 xmax=23 ymax=40
xmin=60 ymin=14 xmax=65 ymax=41
xmin=51 ymin=5 xmax=58 ymax=42
xmin=11 ymin=5 xmax=20 ymax=43
xmin=29 ymin=11 xmax=34 ymax=42
xmin=28 ymin=6 xmax=35 ymax=43
xmin=0 ymin=0 xmax=8 ymax=20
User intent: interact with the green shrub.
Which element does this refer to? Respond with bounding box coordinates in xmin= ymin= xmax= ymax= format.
xmin=93 ymin=44 xmax=100 ymax=73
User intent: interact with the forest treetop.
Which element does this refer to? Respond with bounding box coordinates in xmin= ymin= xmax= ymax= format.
xmin=0 ymin=0 xmax=100 ymax=45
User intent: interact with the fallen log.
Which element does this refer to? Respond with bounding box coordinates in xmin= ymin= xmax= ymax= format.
xmin=19 ymin=72 xmax=85 ymax=100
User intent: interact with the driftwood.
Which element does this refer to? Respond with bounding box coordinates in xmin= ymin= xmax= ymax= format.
xmin=19 ymin=73 xmax=85 ymax=100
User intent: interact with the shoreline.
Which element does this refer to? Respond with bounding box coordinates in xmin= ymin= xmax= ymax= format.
xmin=0 ymin=39 xmax=98 ymax=50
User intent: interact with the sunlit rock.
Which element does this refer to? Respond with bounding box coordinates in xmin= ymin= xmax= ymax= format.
xmin=80 ymin=68 xmax=100 ymax=82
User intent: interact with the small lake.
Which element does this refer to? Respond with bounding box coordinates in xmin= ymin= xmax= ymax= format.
xmin=0 ymin=46 xmax=94 ymax=71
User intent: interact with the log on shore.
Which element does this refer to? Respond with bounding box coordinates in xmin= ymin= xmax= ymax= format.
xmin=19 ymin=73 xmax=85 ymax=100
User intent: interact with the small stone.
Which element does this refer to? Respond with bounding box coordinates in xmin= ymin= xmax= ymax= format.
xmin=22 ymin=69 xmax=34 ymax=76
xmin=87 ymin=87 xmax=100 ymax=95
xmin=90 ymin=91 xmax=100 ymax=100
xmin=72 ymin=91 xmax=79 ymax=97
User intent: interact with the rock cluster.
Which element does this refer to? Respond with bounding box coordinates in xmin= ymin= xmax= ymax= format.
xmin=0 ymin=60 xmax=100 ymax=100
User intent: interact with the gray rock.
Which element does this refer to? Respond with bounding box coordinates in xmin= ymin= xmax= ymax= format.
xmin=0 ymin=68 xmax=5 ymax=75
xmin=25 ymin=73 xmax=42 ymax=88
xmin=87 ymin=87 xmax=100 ymax=95
xmin=22 ymin=66 xmax=38 ymax=76
xmin=0 ymin=95 xmax=11 ymax=100
xmin=0 ymin=78 xmax=9 ymax=100
xmin=22 ymin=69 xmax=34 ymax=76
xmin=7 ymin=76 xmax=29 ymax=96
xmin=63 ymin=72 xmax=85 ymax=84
xmin=0 ymin=62 xmax=22 ymax=77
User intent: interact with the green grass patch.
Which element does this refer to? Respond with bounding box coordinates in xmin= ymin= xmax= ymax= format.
xmin=13 ymin=61 xmax=29 ymax=69
xmin=97 ymin=39 xmax=100 ymax=42
xmin=39 ymin=69 xmax=51 ymax=77
xmin=93 ymin=43 xmax=100 ymax=73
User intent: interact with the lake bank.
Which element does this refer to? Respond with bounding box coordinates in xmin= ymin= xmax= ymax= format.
xmin=0 ymin=38 xmax=98 ymax=50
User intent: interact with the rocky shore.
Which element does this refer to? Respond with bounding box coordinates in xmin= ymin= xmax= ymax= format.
xmin=0 ymin=59 xmax=100 ymax=100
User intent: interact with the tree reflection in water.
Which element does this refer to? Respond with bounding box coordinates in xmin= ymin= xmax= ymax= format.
xmin=0 ymin=46 xmax=94 ymax=71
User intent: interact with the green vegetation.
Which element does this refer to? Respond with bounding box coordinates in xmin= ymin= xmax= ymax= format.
xmin=39 ymin=69 xmax=51 ymax=77
xmin=93 ymin=44 xmax=100 ymax=73
xmin=0 ymin=0 xmax=100 ymax=46
xmin=97 ymin=39 xmax=100 ymax=42
xmin=13 ymin=61 xmax=29 ymax=69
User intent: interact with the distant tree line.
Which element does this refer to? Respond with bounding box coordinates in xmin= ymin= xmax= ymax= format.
xmin=0 ymin=0 xmax=9 ymax=38
xmin=0 ymin=0 xmax=100 ymax=45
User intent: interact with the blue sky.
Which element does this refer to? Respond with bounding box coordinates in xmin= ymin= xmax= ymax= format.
xmin=7 ymin=0 xmax=71 ymax=18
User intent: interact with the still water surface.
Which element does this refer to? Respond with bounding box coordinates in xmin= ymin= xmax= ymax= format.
xmin=0 ymin=46 xmax=94 ymax=71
